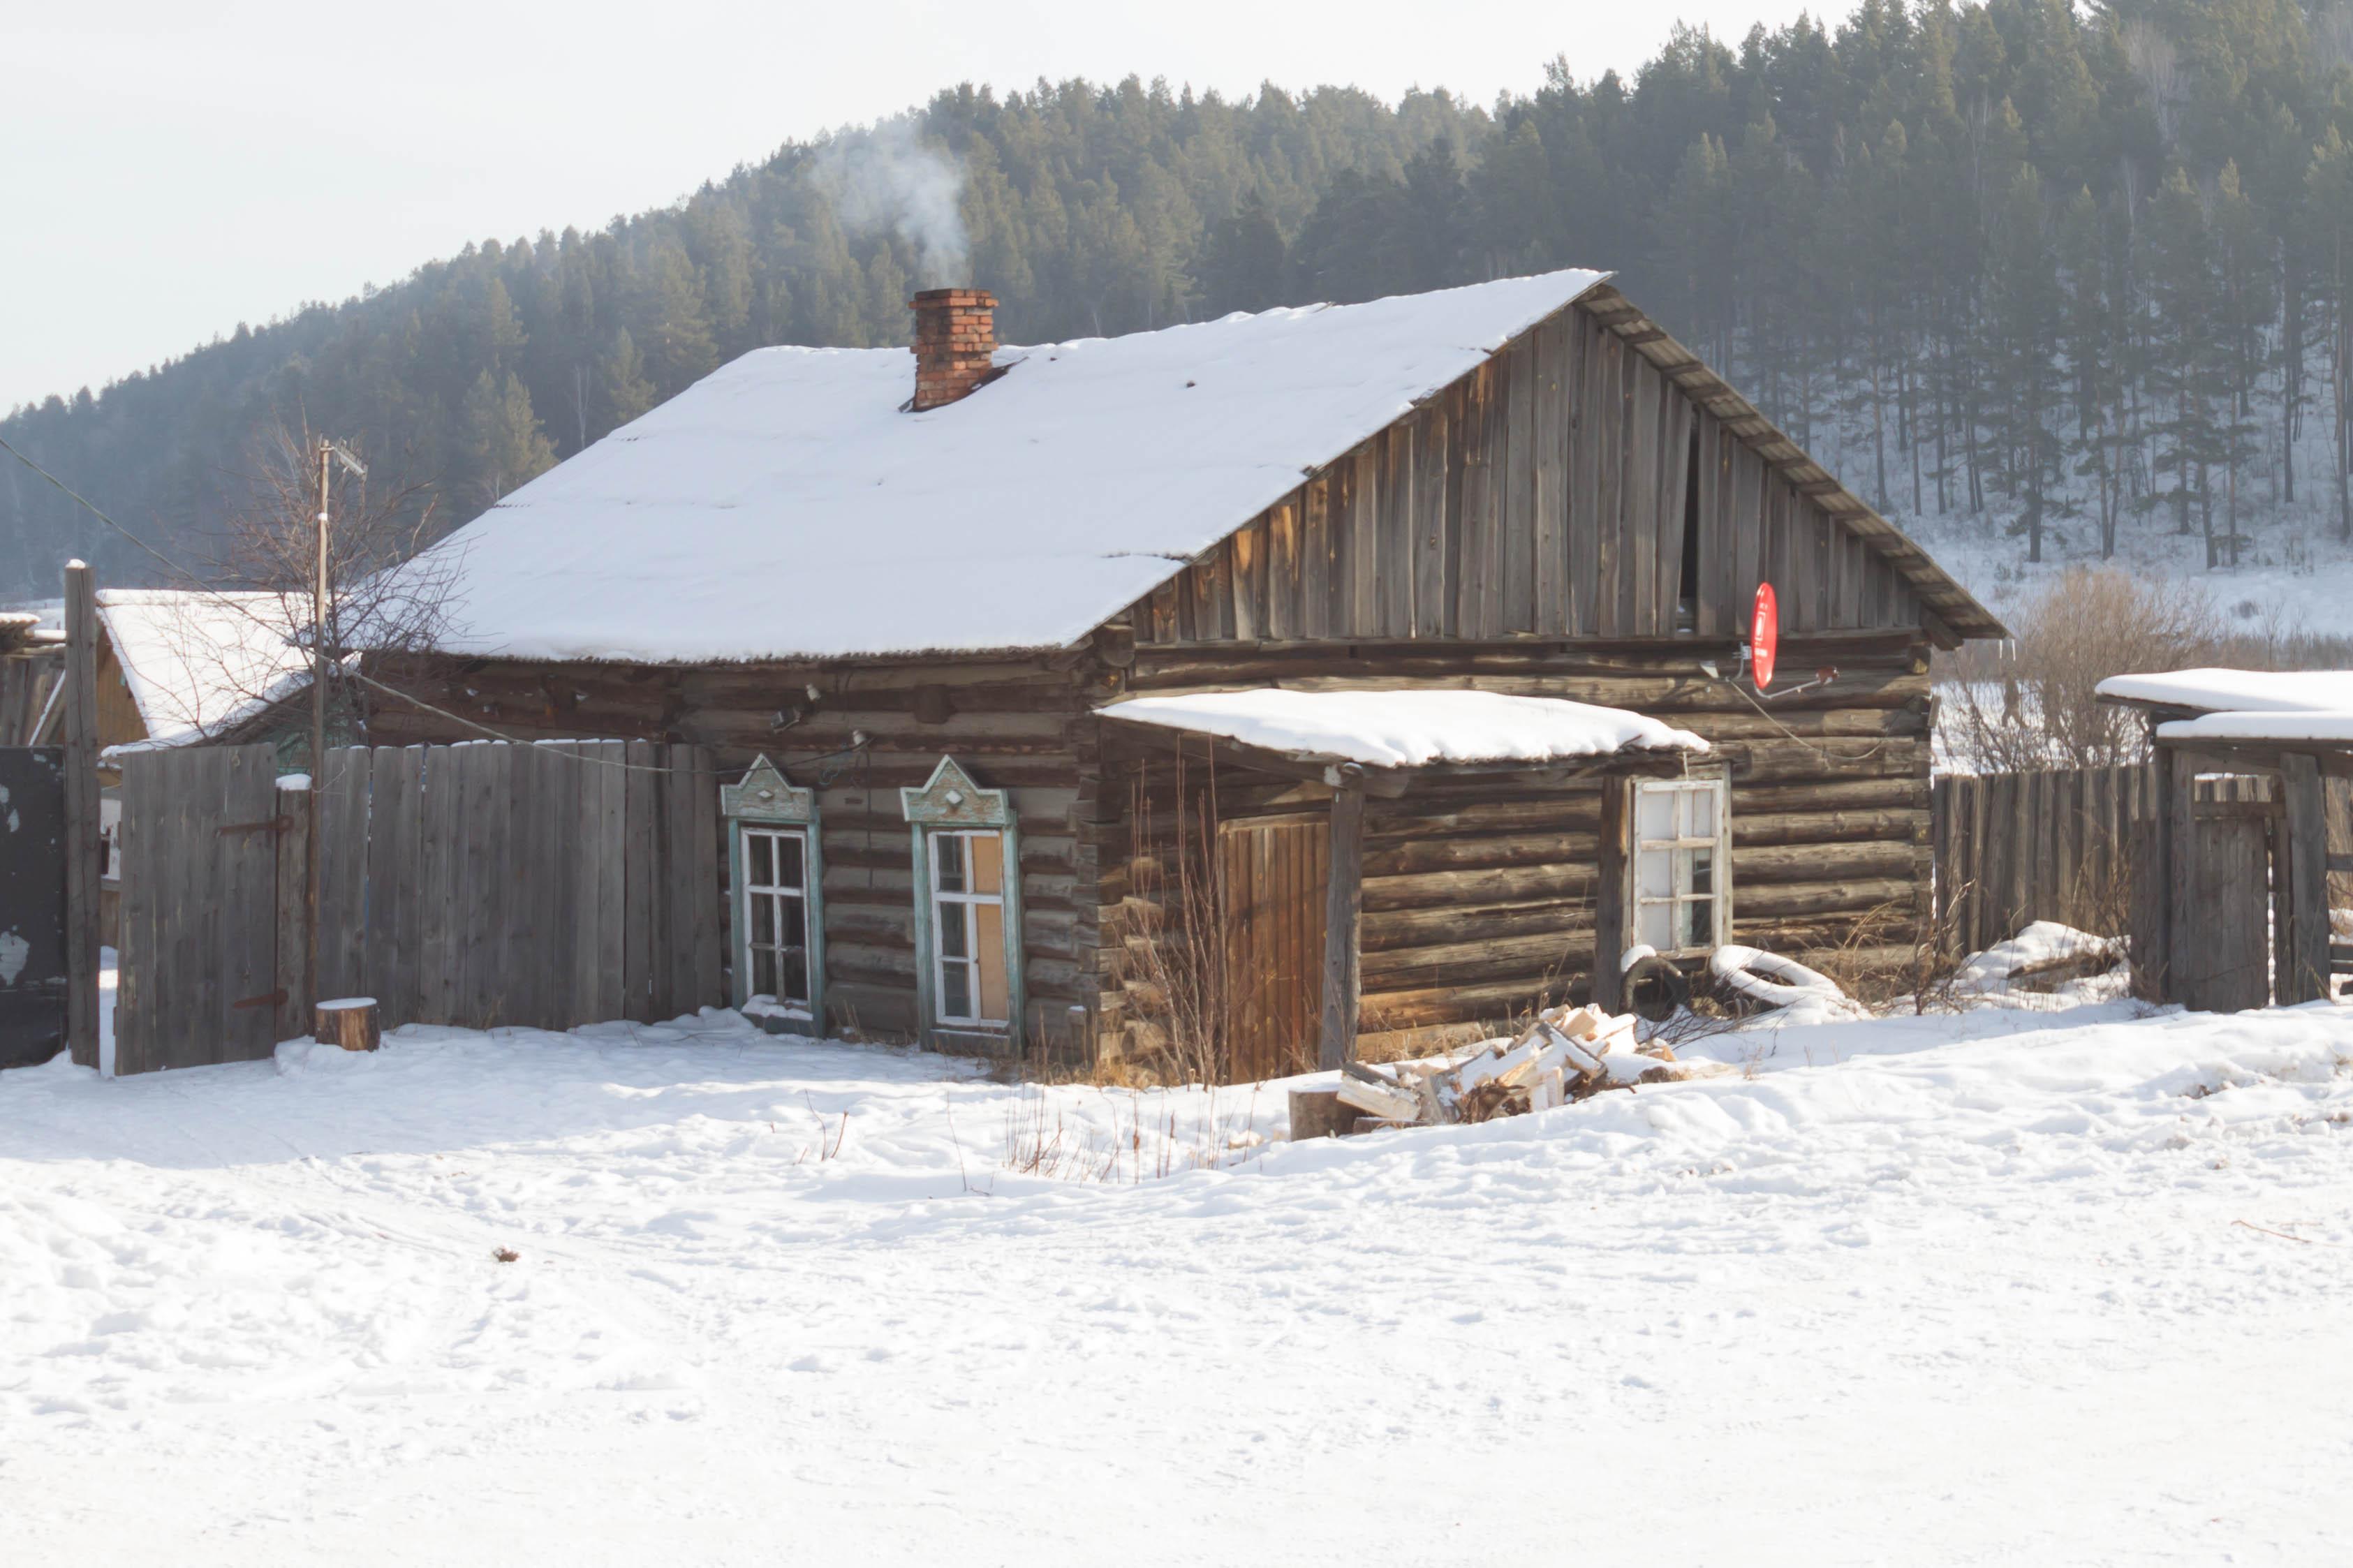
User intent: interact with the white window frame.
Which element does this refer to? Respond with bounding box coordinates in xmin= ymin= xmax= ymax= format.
xmin=1629 ymin=774 xmax=1731 ymax=956
xmin=739 ymin=824 xmax=814 ymax=1016
xmin=928 ymin=827 xmax=1010 ymax=1028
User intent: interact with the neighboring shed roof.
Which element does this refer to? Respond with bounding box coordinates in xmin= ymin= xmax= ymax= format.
xmin=1096 ymin=689 xmax=1706 ymax=771
xmin=400 ymin=269 xmax=1998 ymax=665
xmin=2155 ymin=711 xmax=2353 ymax=745
xmin=95 ymin=589 xmax=311 ymax=750
xmin=2097 ymin=668 xmax=2353 ymax=714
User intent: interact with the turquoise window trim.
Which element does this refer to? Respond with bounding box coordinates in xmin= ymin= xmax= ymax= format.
xmin=722 ymin=755 xmax=825 ymax=1033
xmin=901 ymin=756 xmax=1024 ymax=1052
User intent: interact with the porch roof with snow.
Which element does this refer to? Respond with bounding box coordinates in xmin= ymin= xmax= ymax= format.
xmin=2096 ymin=668 xmax=2353 ymax=717
xmin=2097 ymin=668 xmax=2353 ymax=755
xmin=401 ymin=269 xmax=1999 ymax=665
xmin=1096 ymin=689 xmax=1706 ymax=792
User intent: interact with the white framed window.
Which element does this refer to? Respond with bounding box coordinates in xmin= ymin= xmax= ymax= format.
xmin=722 ymin=755 xmax=824 ymax=1030
xmin=741 ymin=826 xmax=813 ymax=1012
xmin=1631 ymin=776 xmax=1730 ymax=955
xmin=929 ymin=828 xmax=1010 ymax=1026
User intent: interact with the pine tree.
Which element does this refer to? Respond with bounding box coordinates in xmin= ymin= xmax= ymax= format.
xmin=460 ymin=370 xmax=556 ymax=505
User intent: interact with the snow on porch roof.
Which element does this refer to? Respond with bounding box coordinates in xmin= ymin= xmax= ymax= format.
xmin=403 ymin=269 xmax=1611 ymax=665
xmin=2097 ymin=668 xmax=2353 ymax=714
xmin=1094 ymin=689 xmax=1708 ymax=771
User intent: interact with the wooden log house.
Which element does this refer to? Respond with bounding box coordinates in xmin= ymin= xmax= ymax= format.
xmin=367 ymin=269 xmax=2005 ymax=1077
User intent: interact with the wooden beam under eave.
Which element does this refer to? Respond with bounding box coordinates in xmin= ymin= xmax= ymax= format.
xmin=1593 ymin=776 xmax=1630 ymax=1014
xmin=1318 ymin=774 xmax=1366 ymax=1070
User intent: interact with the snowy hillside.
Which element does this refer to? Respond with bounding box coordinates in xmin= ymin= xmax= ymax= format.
xmin=8 ymin=999 xmax=2353 ymax=1564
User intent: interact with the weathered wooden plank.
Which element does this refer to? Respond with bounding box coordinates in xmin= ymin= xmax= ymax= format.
xmin=317 ymin=747 xmax=369 ymax=1007
xmin=624 ymin=739 xmax=658 ymax=1023
xmin=2282 ymin=751 xmax=2330 ymax=1005
xmin=1412 ymin=403 xmax=1450 ymax=637
xmin=274 ymin=776 xmax=311 ymax=1045
xmin=688 ymin=744 xmax=725 ymax=1012
xmin=1541 ymin=315 xmax=1577 ymax=636
xmin=1299 ymin=482 xmax=1331 ymax=642
xmin=1274 ymin=498 xmax=1303 ymax=642
xmin=1594 ymin=326 xmax=1625 ymax=637
xmin=109 ymin=757 xmax=144 ymax=1076
xmin=1625 ymin=355 xmax=1660 ymax=637
xmin=219 ymin=746 xmax=279 ymax=1063
xmin=1456 ymin=364 xmax=1499 ymax=639
xmin=1230 ymin=519 xmax=1262 ymax=643
xmin=1593 ymin=776 xmax=1630 ymax=1012
xmin=1320 ymin=782 xmax=1366 ymax=1070
xmin=470 ymin=741 xmax=513 ymax=1026
xmin=1379 ymin=422 xmax=1415 ymax=637
xmin=1348 ymin=445 xmax=1380 ymax=639
xmin=186 ymin=747 xmax=228 ymax=1063
xmin=1502 ymin=336 xmax=1537 ymax=635
xmin=1660 ymin=383 xmax=1695 ymax=631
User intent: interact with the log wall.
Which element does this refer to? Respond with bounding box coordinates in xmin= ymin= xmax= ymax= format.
xmin=1094 ymin=635 xmax=1934 ymax=1053
xmin=1128 ymin=299 xmax=1928 ymax=647
xmin=369 ymin=651 xmax=1112 ymax=1052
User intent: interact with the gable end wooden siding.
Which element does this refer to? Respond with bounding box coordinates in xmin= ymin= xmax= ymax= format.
xmin=1132 ymin=299 xmax=1928 ymax=647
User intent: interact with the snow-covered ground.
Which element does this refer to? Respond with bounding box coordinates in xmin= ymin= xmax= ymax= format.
xmin=1909 ymin=509 xmax=2353 ymax=648
xmin=8 ymin=995 xmax=2353 ymax=1565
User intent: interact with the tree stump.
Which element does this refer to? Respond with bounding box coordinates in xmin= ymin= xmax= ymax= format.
xmin=314 ymin=997 xmax=379 ymax=1053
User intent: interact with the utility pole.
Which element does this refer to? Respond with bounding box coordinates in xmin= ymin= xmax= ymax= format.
xmin=308 ymin=438 xmax=364 ymax=1008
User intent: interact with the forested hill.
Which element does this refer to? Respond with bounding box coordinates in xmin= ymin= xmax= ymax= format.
xmin=9 ymin=0 xmax=2353 ymax=602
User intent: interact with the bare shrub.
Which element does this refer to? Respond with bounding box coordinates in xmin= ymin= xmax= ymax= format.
xmin=1940 ymin=568 xmax=2225 ymax=771
xmin=1115 ymin=746 xmax=1232 ymax=1086
xmin=186 ymin=420 xmax=454 ymax=760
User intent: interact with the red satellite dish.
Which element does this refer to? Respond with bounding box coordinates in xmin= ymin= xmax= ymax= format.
xmin=1750 ymin=583 xmax=1779 ymax=690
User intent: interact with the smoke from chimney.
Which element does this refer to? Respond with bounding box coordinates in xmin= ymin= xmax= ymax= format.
xmin=811 ymin=119 xmax=970 ymax=285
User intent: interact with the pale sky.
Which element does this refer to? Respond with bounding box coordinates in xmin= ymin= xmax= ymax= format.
xmin=3 ymin=0 xmax=1820 ymax=413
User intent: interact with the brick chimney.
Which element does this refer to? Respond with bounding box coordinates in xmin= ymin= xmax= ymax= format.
xmin=909 ymin=288 xmax=998 ymax=411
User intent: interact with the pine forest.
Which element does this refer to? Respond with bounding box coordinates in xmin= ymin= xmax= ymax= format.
xmin=10 ymin=0 xmax=2353 ymax=612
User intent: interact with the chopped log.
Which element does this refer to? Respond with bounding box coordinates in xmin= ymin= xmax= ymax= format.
xmin=315 ymin=997 xmax=380 ymax=1053
xmin=1334 ymin=1071 xmax=1419 ymax=1123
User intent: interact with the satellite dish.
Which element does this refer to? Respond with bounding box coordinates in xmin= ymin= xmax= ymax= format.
xmin=1750 ymin=583 xmax=1779 ymax=690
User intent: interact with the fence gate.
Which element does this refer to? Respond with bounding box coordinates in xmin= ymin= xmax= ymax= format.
xmin=115 ymin=740 xmax=721 ymax=1075
xmin=113 ymin=746 xmax=290 ymax=1075
xmin=2176 ymin=776 xmax=2280 ymax=1014
xmin=0 ymin=747 xmax=69 ymax=1069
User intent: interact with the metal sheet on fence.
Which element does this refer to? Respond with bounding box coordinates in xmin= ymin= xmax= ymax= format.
xmin=0 ymin=747 xmax=68 ymax=1070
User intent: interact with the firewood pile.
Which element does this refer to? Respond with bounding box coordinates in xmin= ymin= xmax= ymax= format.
xmin=1329 ymin=1005 xmax=1703 ymax=1132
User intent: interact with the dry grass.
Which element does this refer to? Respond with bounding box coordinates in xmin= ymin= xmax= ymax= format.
xmin=996 ymin=1081 xmax=1265 ymax=1183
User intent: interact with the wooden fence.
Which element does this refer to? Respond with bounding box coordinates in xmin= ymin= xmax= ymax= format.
xmin=115 ymin=739 xmax=721 ymax=1075
xmin=1931 ymin=763 xmax=2160 ymax=954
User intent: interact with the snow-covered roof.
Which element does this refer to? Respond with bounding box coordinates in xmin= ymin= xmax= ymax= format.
xmin=1095 ymin=689 xmax=1707 ymax=771
xmin=2155 ymin=711 xmax=2353 ymax=745
xmin=404 ymin=270 xmax=1611 ymax=665
xmin=2095 ymin=668 xmax=2353 ymax=713
xmin=96 ymin=589 xmax=311 ymax=750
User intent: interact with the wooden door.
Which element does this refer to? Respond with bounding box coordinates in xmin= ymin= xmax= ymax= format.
xmin=1218 ymin=818 xmax=1329 ymax=1083
xmin=2181 ymin=781 xmax=2274 ymax=1013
